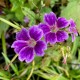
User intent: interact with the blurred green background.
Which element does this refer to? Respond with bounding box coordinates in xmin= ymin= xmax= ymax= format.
xmin=0 ymin=0 xmax=80 ymax=80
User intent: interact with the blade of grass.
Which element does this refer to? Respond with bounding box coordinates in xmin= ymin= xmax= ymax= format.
xmin=1 ymin=32 xmax=7 ymax=55
xmin=0 ymin=17 xmax=21 ymax=30
xmin=71 ymin=36 xmax=79 ymax=57
xmin=8 ymin=54 xmax=18 ymax=66
xmin=2 ymin=52 xmax=19 ymax=76
xmin=0 ymin=71 xmax=9 ymax=78
xmin=1 ymin=32 xmax=7 ymax=64
xmin=26 ymin=61 xmax=35 ymax=80
xmin=0 ymin=77 xmax=9 ymax=80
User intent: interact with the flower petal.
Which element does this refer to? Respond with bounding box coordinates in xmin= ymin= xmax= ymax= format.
xmin=11 ymin=40 xmax=27 ymax=48
xmin=56 ymin=31 xmax=68 ymax=42
xmin=14 ymin=47 xmax=23 ymax=54
xmin=69 ymin=19 xmax=76 ymax=27
xmin=24 ymin=16 xmax=29 ymax=23
xmin=34 ymin=40 xmax=47 ymax=56
xmin=69 ymin=27 xmax=78 ymax=35
xmin=45 ymin=32 xmax=57 ymax=44
xmin=19 ymin=47 xmax=34 ymax=63
xmin=57 ymin=17 xmax=69 ymax=28
xmin=69 ymin=19 xmax=78 ymax=42
xmin=44 ymin=12 xmax=57 ymax=26
xmin=39 ymin=23 xmax=50 ymax=34
xmin=11 ymin=40 xmax=27 ymax=53
xmin=71 ymin=34 xmax=75 ymax=42
xmin=29 ymin=25 xmax=43 ymax=41
xmin=16 ymin=28 xmax=30 ymax=41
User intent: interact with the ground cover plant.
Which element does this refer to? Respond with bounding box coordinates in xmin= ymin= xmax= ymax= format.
xmin=0 ymin=0 xmax=80 ymax=80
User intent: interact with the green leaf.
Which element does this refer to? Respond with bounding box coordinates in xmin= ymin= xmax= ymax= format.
xmin=50 ymin=74 xmax=68 ymax=80
xmin=71 ymin=36 xmax=79 ymax=56
xmin=10 ymin=0 xmax=20 ymax=11
xmin=41 ymin=57 xmax=51 ymax=68
xmin=41 ymin=67 xmax=58 ymax=75
xmin=61 ymin=0 xmax=80 ymax=34
xmin=22 ymin=7 xmax=36 ymax=26
xmin=34 ymin=70 xmax=68 ymax=80
xmin=28 ymin=0 xmax=40 ymax=9
xmin=78 ymin=49 xmax=80 ymax=61
xmin=18 ymin=0 xmax=25 ymax=5
xmin=50 ymin=0 xmax=59 ymax=7
xmin=0 ymin=70 xmax=10 ymax=78
xmin=67 ymin=0 xmax=73 ymax=2
xmin=40 ymin=7 xmax=52 ymax=21
xmin=69 ymin=69 xmax=80 ymax=79
xmin=45 ymin=47 xmax=61 ymax=62
xmin=10 ymin=0 xmax=25 ymax=21
xmin=22 ymin=7 xmax=35 ymax=19
xmin=0 ymin=19 xmax=9 ymax=38
xmin=10 ymin=0 xmax=25 ymax=11
xmin=15 ymin=8 xmax=24 ymax=21
xmin=40 ymin=7 xmax=52 ymax=13
xmin=0 ymin=77 xmax=9 ymax=80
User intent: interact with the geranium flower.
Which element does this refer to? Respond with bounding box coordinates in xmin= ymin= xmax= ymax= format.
xmin=39 ymin=12 xmax=69 ymax=44
xmin=24 ymin=16 xmax=29 ymax=23
xmin=69 ymin=19 xmax=78 ymax=42
xmin=11 ymin=26 xmax=47 ymax=63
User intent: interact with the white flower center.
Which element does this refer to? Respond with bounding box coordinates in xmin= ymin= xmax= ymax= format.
xmin=27 ymin=39 xmax=36 ymax=47
xmin=50 ymin=24 xmax=59 ymax=33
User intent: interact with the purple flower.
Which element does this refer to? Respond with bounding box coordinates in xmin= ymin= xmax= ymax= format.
xmin=69 ymin=19 xmax=78 ymax=42
xmin=24 ymin=16 xmax=29 ymax=23
xmin=11 ymin=26 xmax=47 ymax=63
xmin=39 ymin=12 xmax=69 ymax=44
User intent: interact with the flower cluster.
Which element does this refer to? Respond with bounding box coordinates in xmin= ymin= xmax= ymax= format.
xmin=11 ymin=12 xmax=78 ymax=63
xmin=39 ymin=12 xmax=69 ymax=44
xmin=11 ymin=26 xmax=47 ymax=63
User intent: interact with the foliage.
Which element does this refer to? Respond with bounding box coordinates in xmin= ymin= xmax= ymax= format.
xmin=0 ymin=0 xmax=80 ymax=80
xmin=61 ymin=0 xmax=80 ymax=34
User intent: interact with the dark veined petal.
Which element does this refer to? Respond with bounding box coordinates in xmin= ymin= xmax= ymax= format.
xmin=69 ymin=19 xmax=76 ymax=27
xmin=69 ymin=19 xmax=78 ymax=35
xmin=11 ymin=40 xmax=27 ymax=53
xmin=69 ymin=27 xmax=78 ymax=35
xmin=16 ymin=28 xmax=30 ymax=41
xmin=69 ymin=27 xmax=78 ymax=42
xmin=29 ymin=25 xmax=43 ymax=41
xmin=19 ymin=47 xmax=34 ymax=63
xmin=69 ymin=19 xmax=78 ymax=42
xmin=11 ymin=40 xmax=27 ymax=48
xmin=34 ymin=40 xmax=47 ymax=56
xmin=14 ymin=47 xmax=23 ymax=54
xmin=44 ymin=12 xmax=57 ymax=26
xmin=56 ymin=31 xmax=68 ymax=42
xmin=39 ymin=23 xmax=50 ymax=34
xmin=57 ymin=17 xmax=69 ymax=28
xmin=45 ymin=32 xmax=57 ymax=44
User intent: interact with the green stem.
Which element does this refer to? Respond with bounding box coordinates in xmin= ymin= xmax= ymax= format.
xmin=1 ymin=32 xmax=7 ymax=64
xmin=9 ymin=54 xmax=18 ymax=66
xmin=1 ymin=32 xmax=7 ymax=55
xmin=26 ymin=61 xmax=35 ymax=80
xmin=71 ymin=36 xmax=79 ymax=57
xmin=1 ymin=32 xmax=19 ymax=76
xmin=2 ymin=53 xmax=19 ymax=75
xmin=0 ymin=17 xmax=21 ymax=30
xmin=53 ymin=64 xmax=69 ymax=77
